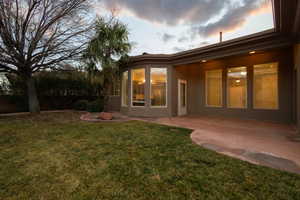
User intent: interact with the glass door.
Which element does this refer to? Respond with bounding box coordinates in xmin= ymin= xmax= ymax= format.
xmin=178 ymin=79 xmax=187 ymax=116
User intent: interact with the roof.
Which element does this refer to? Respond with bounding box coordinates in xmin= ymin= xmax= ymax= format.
xmin=128 ymin=0 xmax=300 ymax=67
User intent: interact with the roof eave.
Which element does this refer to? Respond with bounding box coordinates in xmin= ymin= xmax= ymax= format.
xmin=129 ymin=31 xmax=292 ymax=66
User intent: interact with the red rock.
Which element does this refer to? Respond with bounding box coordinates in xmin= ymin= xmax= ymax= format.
xmin=99 ymin=112 xmax=113 ymax=120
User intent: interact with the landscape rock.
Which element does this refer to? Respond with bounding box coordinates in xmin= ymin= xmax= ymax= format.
xmin=98 ymin=112 xmax=113 ymax=120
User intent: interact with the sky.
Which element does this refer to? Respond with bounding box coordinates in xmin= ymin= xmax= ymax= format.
xmin=0 ymin=0 xmax=274 ymax=83
xmin=94 ymin=0 xmax=272 ymax=56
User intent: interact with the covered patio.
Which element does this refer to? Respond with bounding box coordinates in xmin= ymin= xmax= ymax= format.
xmin=148 ymin=115 xmax=300 ymax=174
xmin=172 ymin=47 xmax=295 ymax=123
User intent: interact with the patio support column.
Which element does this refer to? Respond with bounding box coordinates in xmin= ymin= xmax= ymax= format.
xmin=293 ymin=0 xmax=300 ymax=133
xmin=128 ymin=68 xmax=132 ymax=110
xmin=295 ymin=44 xmax=300 ymax=134
xmin=145 ymin=66 xmax=151 ymax=109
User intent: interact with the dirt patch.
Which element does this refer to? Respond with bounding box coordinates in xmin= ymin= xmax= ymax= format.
xmin=80 ymin=112 xmax=133 ymax=122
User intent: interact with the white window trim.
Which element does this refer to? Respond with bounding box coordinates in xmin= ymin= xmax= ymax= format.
xmin=150 ymin=67 xmax=168 ymax=108
xmin=226 ymin=66 xmax=248 ymax=109
xmin=253 ymin=62 xmax=279 ymax=110
xmin=205 ymin=69 xmax=223 ymax=108
xmin=131 ymin=68 xmax=146 ymax=107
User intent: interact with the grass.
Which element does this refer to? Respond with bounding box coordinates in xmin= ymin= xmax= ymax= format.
xmin=0 ymin=112 xmax=300 ymax=199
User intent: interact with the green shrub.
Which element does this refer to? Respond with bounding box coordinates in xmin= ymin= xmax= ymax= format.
xmin=73 ymin=100 xmax=89 ymax=111
xmin=8 ymin=95 xmax=28 ymax=112
xmin=86 ymin=99 xmax=104 ymax=113
xmin=6 ymin=71 xmax=103 ymax=97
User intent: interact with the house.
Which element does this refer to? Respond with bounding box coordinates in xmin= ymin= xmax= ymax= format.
xmin=120 ymin=0 xmax=300 ymax=133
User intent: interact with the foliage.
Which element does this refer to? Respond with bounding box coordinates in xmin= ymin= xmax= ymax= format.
xmin=86 ymin=17 xmax=131 ymax=67
xmin=73 ymin=100 xmax=89 ymax=111
xmin=0 ymin=73 xmax=9 ymax=95
xmin=86 ymin=99 xmax=104 ymax=112
xmin=0 ymin=84 xmax=5 ymax=95
xmin=6 ymin=95 xmax=29 ymax=112
xmin=0 ymin=112 xmax=300 ymax=199
xmin=6 ymin=70 xmax=102 ymax=97
xmin=83 ymin=17 xmax=131 ymax=97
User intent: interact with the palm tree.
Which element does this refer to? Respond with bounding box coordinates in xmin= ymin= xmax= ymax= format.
xmin=84 ymin=17 xmax=131 ymax=100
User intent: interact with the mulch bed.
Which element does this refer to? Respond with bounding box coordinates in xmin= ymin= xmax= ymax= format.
xmin=80 ymin=112 xmax=132 ymax=122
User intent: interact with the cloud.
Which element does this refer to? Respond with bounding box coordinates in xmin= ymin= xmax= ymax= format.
xmin=162 ymin=33 xmax=175 ymax=43
xmin=100 ymin=0 xmax=272 ymax=38
xmin=192 ymin=0 xmax=271 ymax=37
xmin=199 ymin=41 xmax=209 ymax=46
xmin=188 ymin=41 xmax=210 ymax=49
xmin=173 ymin=47 xmax=186 ymax=52
xmin=178 ymin=36 xmax=189 ymax=43
xmin=100 ymin=0 xmax=228 ymax=26
xmin=130 ymin=41 xmax=139 ymax=48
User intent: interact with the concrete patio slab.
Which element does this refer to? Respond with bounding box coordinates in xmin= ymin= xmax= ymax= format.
xmin=143 ymin=115 xmax=300 ymax=174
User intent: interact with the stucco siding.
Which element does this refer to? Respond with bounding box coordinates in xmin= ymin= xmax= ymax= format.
xmin=174 ymin=47 xmax=294 ymax=123
xmin=123 ymin=47 xmax=295 ymax=123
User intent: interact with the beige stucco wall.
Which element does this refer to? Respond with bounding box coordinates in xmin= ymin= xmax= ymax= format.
xmin=295 ymin=44 xmax=300 ymax=133
xmin=176 ymin=47 xmax=294 ymax=123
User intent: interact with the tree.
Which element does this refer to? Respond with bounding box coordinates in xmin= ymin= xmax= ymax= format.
xmin=84 ymin=17 xmax=131 ymax=100
xmin=0 ymin=0 xmax=92 ymax=113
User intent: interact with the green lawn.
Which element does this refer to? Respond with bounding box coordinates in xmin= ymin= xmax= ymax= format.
xmin=0 ymin=112 xmax=300 ymax=200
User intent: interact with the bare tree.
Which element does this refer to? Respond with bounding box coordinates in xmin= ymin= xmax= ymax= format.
xmin=0 ymin=0 xmax=93 ymax=113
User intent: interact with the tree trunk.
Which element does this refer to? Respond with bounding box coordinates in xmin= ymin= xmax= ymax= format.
xmin=103 ymin=80 xmax=112 ymax=112
xmin=26 ymin=76 xmax=40 ymax=113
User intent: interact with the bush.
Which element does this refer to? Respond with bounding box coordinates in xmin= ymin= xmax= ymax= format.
xmin=73 ymin=100 xmax=89 ymax=111
xmin=7 ymin=95 xmax=28 ymax=112
xmin=6 ymin=71 xmax=103 ymax=97
xmin=86 ymin=99 xmax=104 ymax=113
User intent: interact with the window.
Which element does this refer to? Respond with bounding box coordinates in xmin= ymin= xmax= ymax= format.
xmin=227 ymin=67 xmax=247 ymax=108
xmin=132 ymin=68 xmax=145 ymax=106
xmin=206 ymin=69 xmax=223 ymax=107
xmin=121 ymin=71 xmax=128 ymax=106
xmin=253 ymin=63 xmax=278 ymax=109
xmin=151 ymin=68 xmax=167 ymax=107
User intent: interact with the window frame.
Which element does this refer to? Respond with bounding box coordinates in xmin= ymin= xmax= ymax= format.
xmin=150 ymin=67 xmax=168 ymax=108
xmin=226 ymin=66 xmax=248 ymax=109
xmin=205 ymin=69 xmax=223 ymax=108
xmin=121 ymin=70 xmax=129 ymax=107
xmin=131 ymin=68 xmax=146 ymax=107
xmin=253 ymin=62 xmax=279 ymax=110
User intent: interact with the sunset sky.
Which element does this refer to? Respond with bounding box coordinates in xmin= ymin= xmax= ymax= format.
xmin=93 ymin=0 xmax=274 ymax=56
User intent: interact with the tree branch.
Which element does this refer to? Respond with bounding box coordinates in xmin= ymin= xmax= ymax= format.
xmin=0 ymin=0 xmax=92 ymax=77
